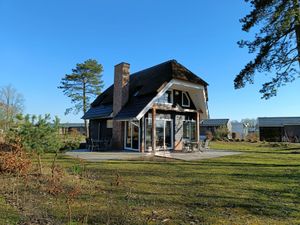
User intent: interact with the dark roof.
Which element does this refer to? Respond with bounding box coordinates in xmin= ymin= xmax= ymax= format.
xmin=200 ymin=119 xmax=229 ymax=126
xmin=84 ymin=60 xmax=208 ymax=120
xmin=258 ymin=117 xmax=300 ymax=127
xmin=82 ymin=105 xmax=113 ymax=120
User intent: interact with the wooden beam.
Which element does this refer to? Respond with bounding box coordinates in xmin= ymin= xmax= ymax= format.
xmin=152 ymin=107 xmax=156 ymax=153
xmin=196 ymin=111 xmax=200 ymax=143
xmin=140 ymin=118 xmax=145 ymax=153
xmin=153 ymin=103 xmax=199 ymax=113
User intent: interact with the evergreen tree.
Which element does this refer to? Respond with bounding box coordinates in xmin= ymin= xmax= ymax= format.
xmin=234 ymin=0 xmax=300 ymax=99
xmin=58 ymin=59 xmax=104 ymax=135
xmin=9 ymin=114 xmax=62 ymax=174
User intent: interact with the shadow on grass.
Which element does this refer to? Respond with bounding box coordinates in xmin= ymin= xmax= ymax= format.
xmin=190 ymin=191 xmax=299 ymax=219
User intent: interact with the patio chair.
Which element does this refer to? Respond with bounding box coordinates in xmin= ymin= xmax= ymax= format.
xmin=86 ymin=138 xmax=92 ymax=151
xmin=191 ymin=141 xmax=202 ymax=152
xmin=105 ymin=138 xmax=112 ymax=149
xmin=201 ymin=139 xmax=210 ymax=151
xmin=90 ymin=139 xmax=100 ymax=151
xmin=182 ymin=141 xmax=192 ymax=152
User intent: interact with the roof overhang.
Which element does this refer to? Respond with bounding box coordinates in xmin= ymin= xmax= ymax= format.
xmin=134 ymin=79 xmax=208 ymax=120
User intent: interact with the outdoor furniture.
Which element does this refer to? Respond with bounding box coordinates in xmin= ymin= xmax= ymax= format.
xmin=201 ymin=139 xmax=210 ymax=151
xmin=99 ymin=138 xmax=112 ymax=150
xmin=86 ymin=138 xmax=112 ymax=151
xmin=86 ymin=138 xmax=100 ymax=151
xmin=183 ymin=141 xmax=202 ymax=152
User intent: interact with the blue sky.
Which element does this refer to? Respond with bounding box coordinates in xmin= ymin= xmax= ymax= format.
xmin=1 ymin=0 xmax=299 ymax=123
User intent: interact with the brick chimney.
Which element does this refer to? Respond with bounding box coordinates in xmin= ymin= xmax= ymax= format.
xmin=112 ymin=62 xmax=130 ymax=149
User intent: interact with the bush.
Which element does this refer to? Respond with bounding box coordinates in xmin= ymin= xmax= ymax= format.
xmin=60 ymin=130 xmax=82 ymax=151
xmin=246 ymin=133 xmax=259 ymax=142
xmin=7 ymin=114 xmax=63 ymax=174
xmin=214 ymin=125 xmax=229 ymax=140
xmin=0 ymin=141 xmax=31 ymax=175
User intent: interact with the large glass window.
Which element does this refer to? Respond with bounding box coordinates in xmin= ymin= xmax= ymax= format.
xmin=125 ymin=121 xmax=139 ymax=150
xmin=183 ymin=121 xmax=196 ymax=141
xmin=145 ymin=118 xmax=173 ymax=150
xmin=156 ymin=90 xmax=173 ymax=104
xmin=145 ymin=119 xmax=152 ymax=150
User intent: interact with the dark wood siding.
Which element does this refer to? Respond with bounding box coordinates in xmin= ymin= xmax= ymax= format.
xmin=89 ymin=119 xmax=112 ymax=140
xmin=259 ymin=127 xmax=283 ymax=142
xmin=172 ymin=89 xmax=196 ymax=110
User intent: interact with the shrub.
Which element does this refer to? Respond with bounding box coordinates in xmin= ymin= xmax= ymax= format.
xmin=0 ymin=141 xmax=31 ymax=175
xmin=8 ymin=114 xmax=63 ymax=174
xmin=205 ymin=131 xmax=213 ymax=141
xmin=246 ymin=133 xmax=259 ymax=142
xmin=61 ymin=130 xmax=82 ymax=151
xmin=214 ymin=125 xmax=229 ymax=140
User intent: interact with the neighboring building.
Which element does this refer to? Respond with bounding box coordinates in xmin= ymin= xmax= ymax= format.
xmin=59 ymin=123 xmax=85 ymax=135
xmin=258 ymin=117 xmax=300 ymax=142
xmin=231 ymin=122 xmax=249 ymax=140
xmin=200 ymin=119 xmax=231 ymax=139
xmin=83 ymin=60 xmax=209 ymax=152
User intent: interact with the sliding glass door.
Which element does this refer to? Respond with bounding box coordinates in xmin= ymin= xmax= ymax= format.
xmin=125 ymin=121 xmax=139 ymax=150
xmin=145 ymin=118 xmax=173 ymax=151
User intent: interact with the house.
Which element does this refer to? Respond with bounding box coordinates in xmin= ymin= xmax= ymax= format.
xmin=83 ymin=60 xmax=209 ymax=152
xmin=231 ymin=122 xmax=249 ymax=140
xmin=59 ymin=123 xmax=85 ymax=135
xmin=258 ymin=117 xmax=300 ymax=142
xmin=200 ymin=119 xmax=231 ymax=139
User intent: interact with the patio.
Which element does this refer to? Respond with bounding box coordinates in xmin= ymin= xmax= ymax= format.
xmin=65 ymin=149 xmax=241 ymax=161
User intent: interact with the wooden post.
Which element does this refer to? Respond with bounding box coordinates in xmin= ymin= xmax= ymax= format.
xmin=140 ymin=118 xmax=145 ymax=153
xmin=196 ymin=111 xmax=200 ymax=143
xmin=152 ymin=107 xmax=156 ymax=153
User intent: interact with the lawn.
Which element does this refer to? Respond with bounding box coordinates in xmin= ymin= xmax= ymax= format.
xmin=0 ymin=141 xmax=300 ymax=224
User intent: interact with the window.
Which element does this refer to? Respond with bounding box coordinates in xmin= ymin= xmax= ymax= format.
xmin=156 ymin=90 xmax=173 ymax=104
xmin=182 ymin=92 xmax=190 ymax=107
xmin=106 ymin=120 xmax=113 ymax=128
xmin=183 ymin=120 xmax=196 ymax=141
xmin=145 ymin=118 xmax=173 ymax=150
xmin=124 ymin=121 xmax=139 ymax=150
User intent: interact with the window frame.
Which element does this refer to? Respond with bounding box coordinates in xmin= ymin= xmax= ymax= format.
xmin=124 ymin=121 xmax=140 ymax=151
xmin=182 ymin=91 xmax=190 ymax=107
xmin=183 ymin=120 xmax=196 ymax=141
xmin=106 ymin=120 xmax=113 ymax=128
xmin=156 ymin=90 xmax=173 ymax=105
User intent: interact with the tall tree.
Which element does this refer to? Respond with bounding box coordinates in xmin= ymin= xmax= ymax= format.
xmin=58 ymin=59 xmax=104 ymax=135
xmin=234 ymin=0 xmax=300 ymax=99
xmin=0 ymin=84 xmax=25 ymax=131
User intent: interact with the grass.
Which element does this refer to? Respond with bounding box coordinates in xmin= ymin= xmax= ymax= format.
xmin=0 ymin=195 xmax=20 ymax=225
xmin=0 ymin=141 xmax=300 ymax=224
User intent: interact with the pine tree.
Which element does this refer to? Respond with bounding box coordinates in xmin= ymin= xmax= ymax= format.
xmin=234 ymin=0 xmax=300 ymax=99
xmin=58 ymin=59 xmax=104 ymax=135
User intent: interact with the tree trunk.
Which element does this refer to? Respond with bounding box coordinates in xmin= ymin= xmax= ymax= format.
xmin=37 ymin=154 xmax=43 ymax=175
xmin=51 ymin=152 xmax=58 ymax=178
xmin=83 ymin=79 xmax=89 ymax=137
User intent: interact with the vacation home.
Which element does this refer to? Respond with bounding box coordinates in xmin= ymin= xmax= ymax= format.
xmin=83 ymin=60 xmax=209 ymax=152
xmin=258 ymin=117 xmax=300 ymax=142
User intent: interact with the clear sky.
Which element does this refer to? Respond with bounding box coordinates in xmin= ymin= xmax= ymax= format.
xmin=1 ymin=0 xmax=299 ymax=123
